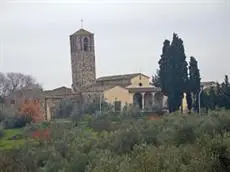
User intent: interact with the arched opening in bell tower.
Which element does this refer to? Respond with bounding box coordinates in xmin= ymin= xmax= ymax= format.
xmin=84 ymin=37 xmax=88 ymax=51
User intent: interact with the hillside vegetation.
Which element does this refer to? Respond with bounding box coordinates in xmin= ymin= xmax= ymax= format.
xmin=1 ymin=110 xmax=230 ymax=172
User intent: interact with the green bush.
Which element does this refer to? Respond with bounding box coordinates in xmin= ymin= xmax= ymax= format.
xmin=83 ymin=101 xmax=113 ymax=115
xmin=2 ymin=110 xmax=230 ymax=171
xmin=0 ymin=129 xmax=4 ymax=138
xmin=3 ymin=116 xmax=27 ymax=129
xmin=54 ymin=99 xmax=75 ymax=119
xmin=0 ymin=111 xmax=6 ymax=123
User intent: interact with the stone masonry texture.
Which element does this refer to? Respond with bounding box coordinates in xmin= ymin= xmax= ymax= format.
xmin=70 ymin=29 xmax=96 ymax=91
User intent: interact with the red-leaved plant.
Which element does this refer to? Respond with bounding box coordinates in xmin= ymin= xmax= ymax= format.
xmin=32 ymin=128 xmax=50 ymax=141
xmin=18 ymin=99 xmax=43 ymax=123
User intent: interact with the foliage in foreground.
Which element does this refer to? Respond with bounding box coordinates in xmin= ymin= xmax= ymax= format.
xmin=1 ymin=111 xmax=230 ymax=171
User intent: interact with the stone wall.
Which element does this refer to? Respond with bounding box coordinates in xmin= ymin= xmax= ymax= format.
xmin=3 ymin=88 xmax=44 ymax=114
xmin=71 ymin=52 xmax=96 ymax=90
xmin=96 ymin=79 xmax=130 ymax=88
xmin=44 ymin=91 xmax=103 ymax=120
xmin=81 ymin=91 xmax=102 ymax=105
xmin=44 ymin=92 xmax=85 ymax=120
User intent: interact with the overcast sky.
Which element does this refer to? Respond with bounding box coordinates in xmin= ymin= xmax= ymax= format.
xmin=0 ymin=0 xmax=229 ymax=90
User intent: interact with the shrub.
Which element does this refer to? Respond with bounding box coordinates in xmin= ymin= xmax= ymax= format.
xmin=0 ymin=129 xmax=4 ymax=138
xmin=54 ymin=99 xmax=75 ymax=118
xmin=3 ymin=110 xmax=230 ymax=171
xmin=18 ymin=99 xmax=43 ymax=123
xmin=3 ymin=116 xmax=27 ymax=129
xmin=90 ymin=118 xmax=116 ymax=132
xmin=0 ymin=110 xmax=15 ymax=123
xmin=121 ymin=104 xmax=142 ymax=119
xmin=71 ymin=105 xmax=83 ymax=123
xmin=32 ymin=128 xmax=50 ymax=142
xmin=109 ymin=127 xmax=141 ymax=154
xmin=0 ymin=111 xmax=6 ymax=123
xmin=82 ymin=101 xmax=113 ymax=115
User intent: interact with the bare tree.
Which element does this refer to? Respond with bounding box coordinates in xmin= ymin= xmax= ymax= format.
xmin=0 ymin=72 xmax=42 ymax=96
xmin=0 ymin=73 xmax=9 ymax=96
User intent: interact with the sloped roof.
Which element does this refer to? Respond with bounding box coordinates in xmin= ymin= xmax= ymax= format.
xmin=5 ymin=88 xmax=43 ymax=98
xmin=96 ymin=73 xmax=149 ymax=82
xmin=71 ymin=29 xmax=93 ymax=36
xmin=43 ymin=86 xmax=73 ymax=96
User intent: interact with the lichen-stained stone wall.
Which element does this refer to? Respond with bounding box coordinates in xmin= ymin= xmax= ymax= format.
xmin=70 ymin=29 xmax=96 ymax=91
xmin=81 ymin=91 xmax=102 ymax=105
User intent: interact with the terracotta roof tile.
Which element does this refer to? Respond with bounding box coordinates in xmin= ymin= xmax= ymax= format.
xmin=96 ymin=73 xmax=149 ymax=81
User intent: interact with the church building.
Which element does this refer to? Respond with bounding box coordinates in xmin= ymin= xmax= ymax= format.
xmin=3 ymin=27 xmax=166 ymax=120
xmin=68 ymin=28 xmax=165 ymax=112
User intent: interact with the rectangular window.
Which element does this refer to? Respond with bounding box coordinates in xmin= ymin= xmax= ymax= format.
xmin=11 ymin=100 xmax=15 ymax=104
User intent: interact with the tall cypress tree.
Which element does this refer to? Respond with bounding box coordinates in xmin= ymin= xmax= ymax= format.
xmin=152 ymin=69 xmax=160 ymax=88
xmin=186 ymin=90 xmax=192 ymax=113
xmin=188 ymin=56 xmax=201 ymax=112
xmin=159 ymin=39 xmax=171 ymax=96
xmin=209 ymin=87 xmax=216 ymax=110
xmin=158 ymin=33 xmax=188 ymax=113
xmin=222 ymin=75 xmax=230 ymax=109
xmin=170 ymin=33 xmax=188 ymax=112
xmin=216 ymin=82 xmax=223 ymax=107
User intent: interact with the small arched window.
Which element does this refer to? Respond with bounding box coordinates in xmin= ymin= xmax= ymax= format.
xmin=83 ymin=37 xmax=88 ymax=51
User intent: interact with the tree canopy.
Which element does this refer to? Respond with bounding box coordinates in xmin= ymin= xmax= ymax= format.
xmin=200 ymin=75 xmax=230 ymax=111
xmin=18 ymin=99 xmax=43 ymax=123
xmin=158 ymin=33 xmax=188 ymax=113
xmin=0 ymin=72 xmax=42 ymax=97
xmin=188 ymin=56 xmax=201 ymax=112
xmin=152 ymin=69 xmax=160 ymax=88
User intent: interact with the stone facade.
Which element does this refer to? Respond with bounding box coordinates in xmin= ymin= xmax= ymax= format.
xmin=81 ymin=92 xmax=102 ymax=104
xmin=4 ymin=88 xmax=43 ymax=107
xmin=3 ymin=88 xmax=45 ymax=117
xmin=70 ymin=29 xmax=96 ymax=91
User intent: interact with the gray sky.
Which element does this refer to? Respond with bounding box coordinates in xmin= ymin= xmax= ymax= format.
xmin=0 ymin=0 xmax=229 ymax=90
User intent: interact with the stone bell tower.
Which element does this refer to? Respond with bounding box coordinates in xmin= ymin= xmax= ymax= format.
xmin=70 ymin=27 xmax=96 ymax=91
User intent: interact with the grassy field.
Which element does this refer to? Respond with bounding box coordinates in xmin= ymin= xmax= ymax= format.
xmin=0 ymin=128 xmax=26 ymax=150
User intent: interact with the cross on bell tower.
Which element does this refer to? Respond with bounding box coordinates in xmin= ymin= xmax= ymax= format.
xmin=81 ymin=19 xmax=83 ymax=28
